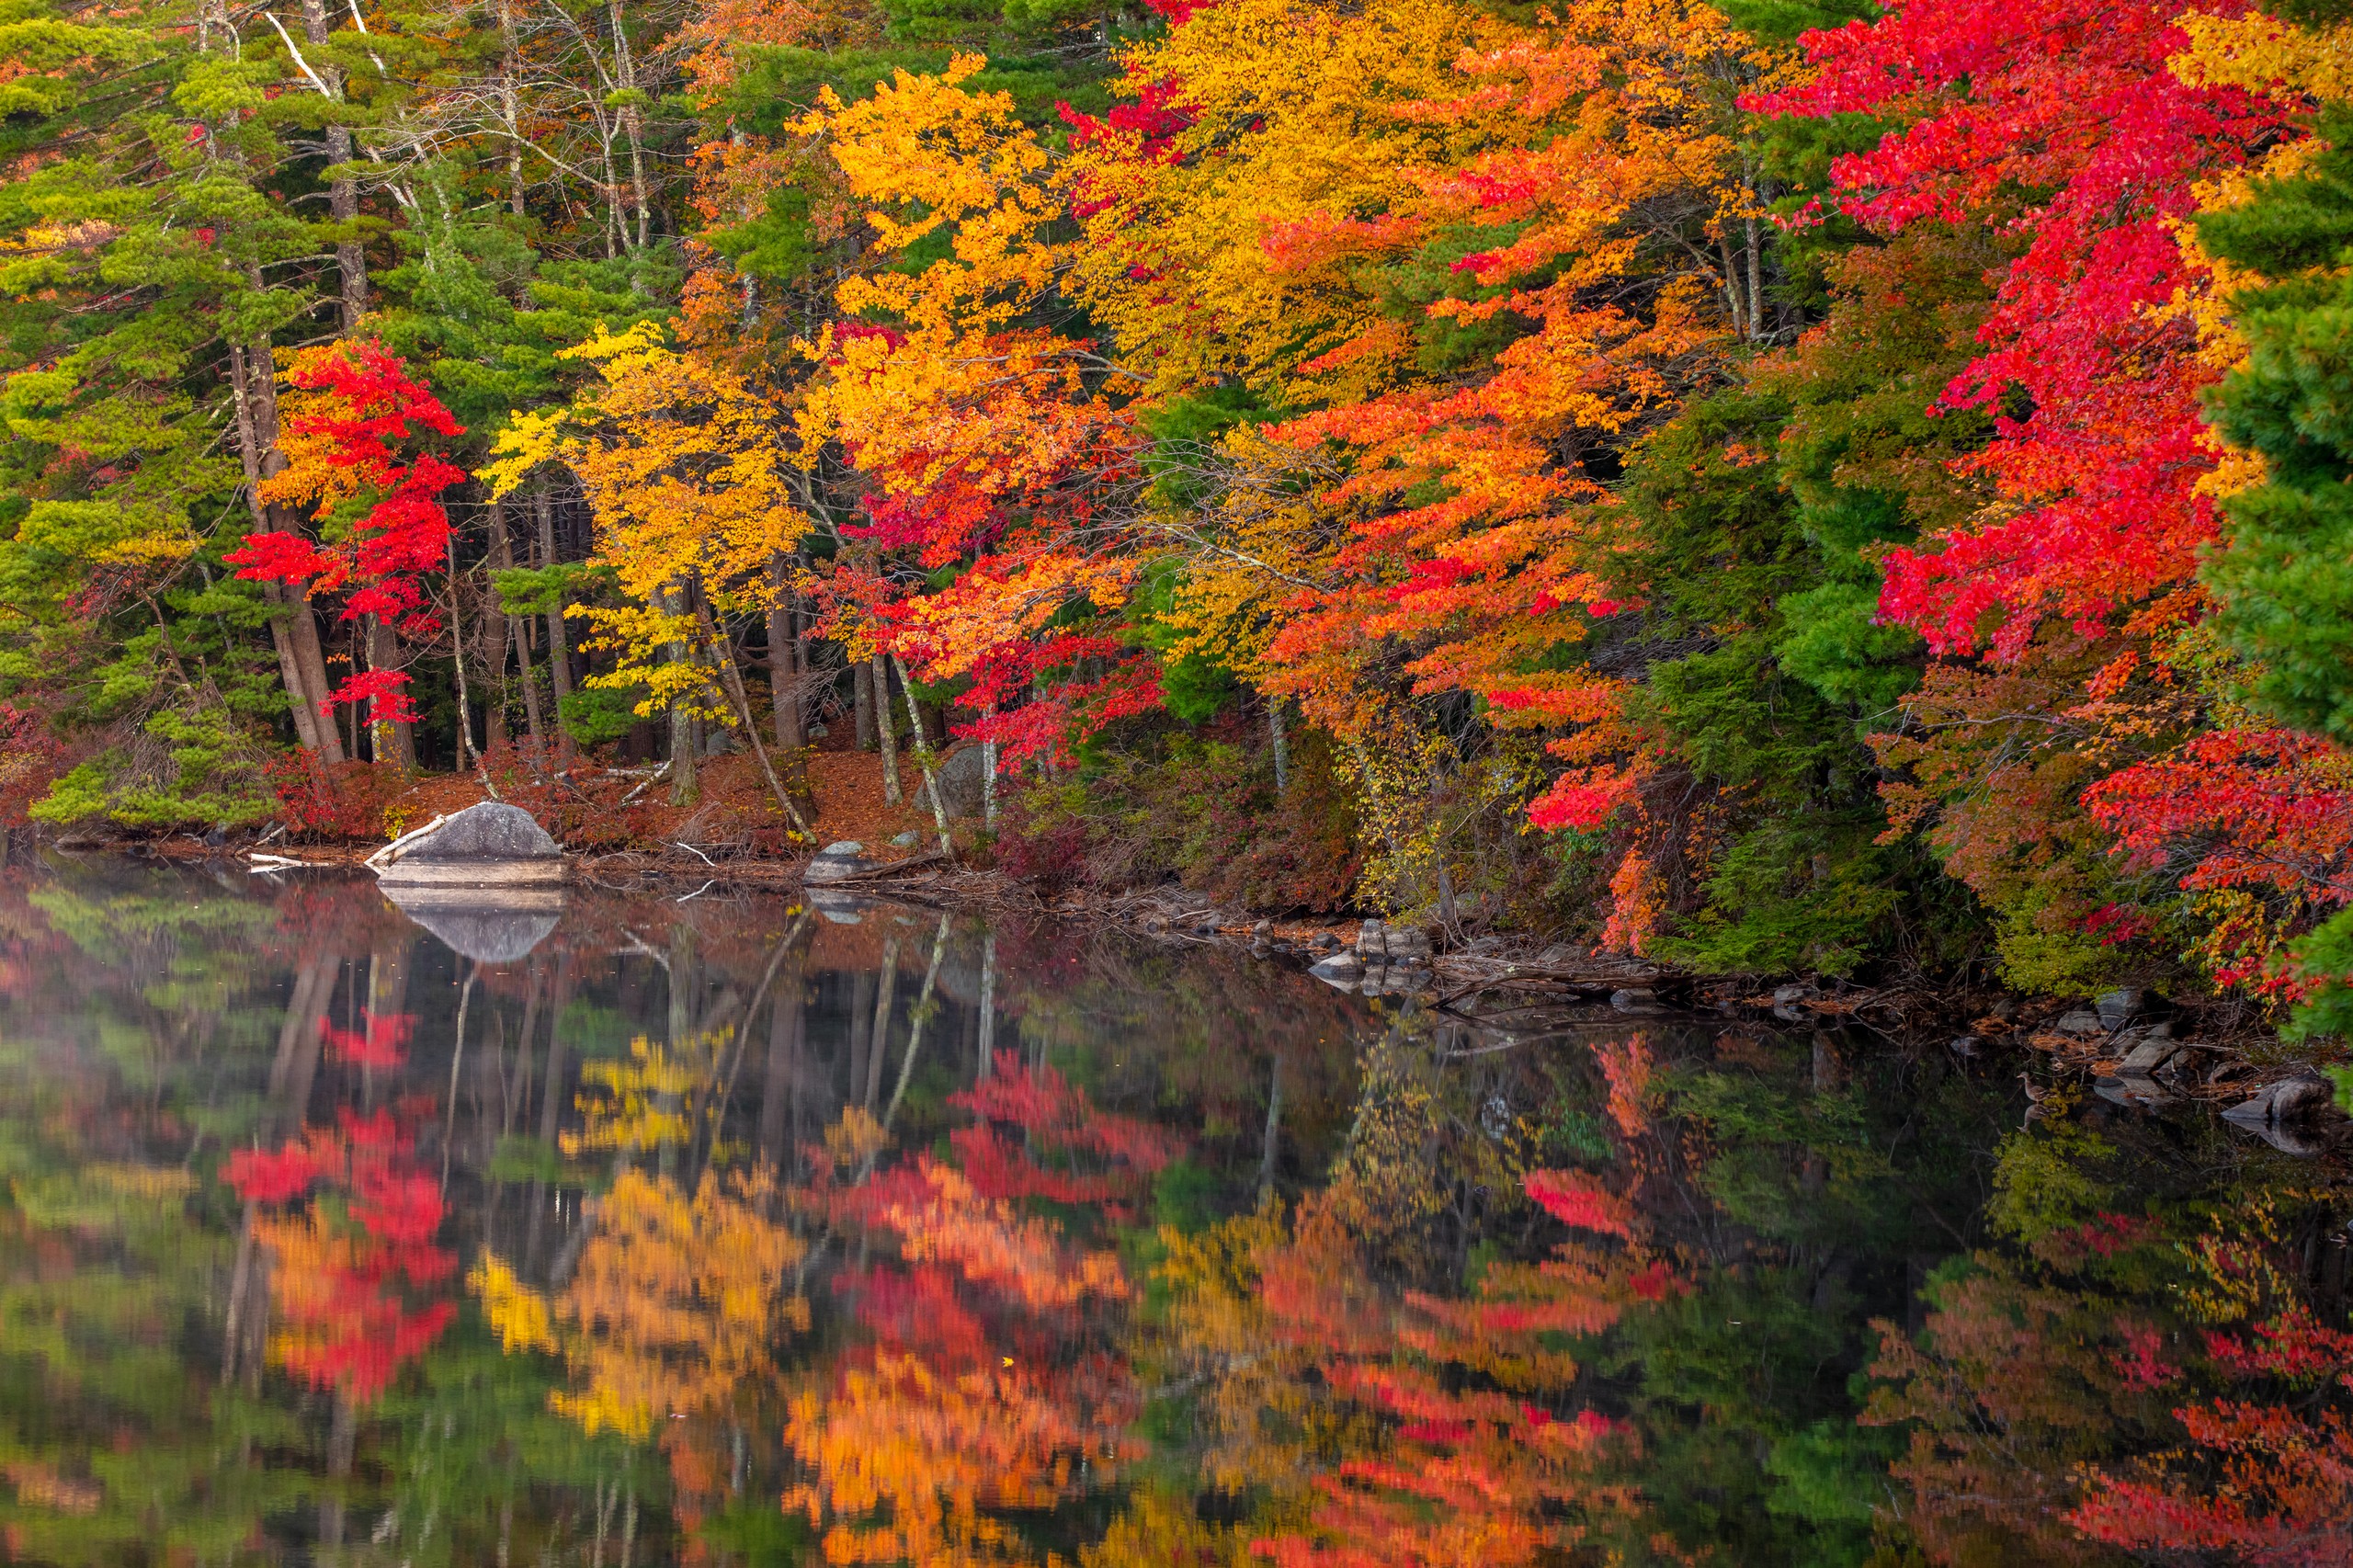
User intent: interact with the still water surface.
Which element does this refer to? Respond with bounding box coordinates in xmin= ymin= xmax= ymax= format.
xmin=0 ymin=862 xmax=2343 ymax=1565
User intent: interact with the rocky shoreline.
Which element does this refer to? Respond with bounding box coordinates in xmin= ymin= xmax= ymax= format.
xmin=18 ymin=822 xmax=2348 ymax=1156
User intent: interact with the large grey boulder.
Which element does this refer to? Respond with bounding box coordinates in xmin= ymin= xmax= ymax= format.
xmin=374 ymin=802 xmax=566 ymax=887
xmin=929 ymin=745 xmax=991 ymax=820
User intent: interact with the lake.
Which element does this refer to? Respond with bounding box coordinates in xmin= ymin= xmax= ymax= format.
xmin=0 ymin=860 xmax=2343 ymax=1565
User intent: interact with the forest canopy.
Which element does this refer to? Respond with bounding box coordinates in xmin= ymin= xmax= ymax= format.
xmin=6 ymin=0 xmax=2353 ymax=1033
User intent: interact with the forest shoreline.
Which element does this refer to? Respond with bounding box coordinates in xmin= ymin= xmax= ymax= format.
xmin=19 ymin=814 xmax=2347 ymax=1153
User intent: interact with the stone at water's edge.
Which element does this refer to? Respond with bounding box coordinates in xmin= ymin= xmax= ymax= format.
xmin=803 ymin=842 xmax=873 ymax=885
xmin=375 ymin=801 xmax=567 ymax=887
xmin=389 ymin=801 xmax=561 ymax=861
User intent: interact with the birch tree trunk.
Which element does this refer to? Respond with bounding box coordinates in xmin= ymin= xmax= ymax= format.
xmin=298 ymin=0 xmax=367 ymax=329
xmin=871 ymin=653 xmax=901 ymax=805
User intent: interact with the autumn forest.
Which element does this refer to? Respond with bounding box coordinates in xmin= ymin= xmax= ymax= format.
xmin=6 ymin=0 xmax=2353 ymax=1558
xmin=1 ymin=0 xmax=2352 ymax=1028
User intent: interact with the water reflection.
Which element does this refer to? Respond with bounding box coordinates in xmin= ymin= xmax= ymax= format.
xmin=0 ymin=861 xmax=2344 ymax=1565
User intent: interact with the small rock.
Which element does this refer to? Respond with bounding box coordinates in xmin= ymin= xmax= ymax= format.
xmin=1310 ymin=932 xmax=1342 ymax=952
xmin=1771 ymin=983 xmax=1815 ymax=1006
xmin=892 ymin=830 xmax=920 ymax=848
xmin=2117 ymin=1037 xmax=2177 ymax=1075
xmin=2096 ymin=987 xmax=2143 ymax=1029
xmin=1534 ymin=943 xmax=1578 ymax=966
xmin=1949 ymin=1036 xmax=1980 ymax=1057
xmin=1357 ymin=918 xmax=1387 ymax=959
xmin=1308 ymin=952 xmax=1362 ymax=990
xmin=2095 ymin=1074 xmax=2170 ymax=1108
xmin=2054 ymin=1010 xmax=2103 ymax=1035
xmin=1611 ymin=988 xmax=1663 ymax=1014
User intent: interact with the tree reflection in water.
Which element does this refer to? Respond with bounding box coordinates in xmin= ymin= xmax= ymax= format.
xmin=0 ymin=863 xmax=2343 ymax=1565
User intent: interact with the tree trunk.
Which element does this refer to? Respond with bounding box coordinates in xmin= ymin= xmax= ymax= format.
xmin=890 ymin=653 xmax=954 ymax=858
xmin=871 ymin=653 xmax=901 ymax=805
xmin=982 ymin=719 xmax=998 ymax=829
xmin=448 ymin=524 xmax=483 ymax=771
xmin=1269 ymin=698 xmax=1290 ymax=794
xmin=493 ymin=501 xmax=546 ymax=757
xmin=664 ymin=584 xmax=699 ymax=807
xmin=498 ymin=0 xmax=528 ymax=218
xmin=369 ymin=615 xmax=415 ymax=770
xmin=764 ymin=553 xmax=801 ymax=753
xmin=608 ymin=0 xmax=653 ymax=251
xmin=853 ymin=658 xmax=874 ymax=750
xmin=299 ymin=0 xmax=366 ymax=329
xmin=690 ymin=587 xmax=813 ymax=837
xmin=229 ymin=343 xmax=346 ymax=764
xmin=533 ymin=479 xmax=574 ymax=759
xmin=290 ymin=598 xmax=342 ymax=762
xmin=262 ymin=583 xmax=328 ymax=758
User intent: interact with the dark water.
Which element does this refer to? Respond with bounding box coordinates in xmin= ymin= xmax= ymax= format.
xmin=0 ymin=862 xmax=2345 ymax=1566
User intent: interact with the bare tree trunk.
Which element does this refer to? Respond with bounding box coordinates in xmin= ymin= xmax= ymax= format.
xmin=448 ymin=525 xmax=483 ymax=772
xmin=290 ymin=599 xmax=341 ymax=761
xmin=1268 ymin=698 xmax=1290 ymax=794
xmin=532 ymin=480 xmax=574 ymax=762
xmin=854 ymin=659 xmax=875 ymax=750
xmin=498 ymin=0 xmax=528 ymax=218
xmin=1718 ymin=228 xmax=1748 ymax=341
xmin=1746 ymin=210 xmax=1765 ymax=341
xmin=261 ymin=583 xmax=328 ymax=758
xmin=764 ymin=554 xmax=801 ymax=753
xmin=608 ymin=0 xmax=652 ymax=250
xmin=493 ymin=501 xmax=546 ymax=757
xmin=689 ymin=588 xmax=812 ymax=837
xmin=299 ymin=0 xmax=366 ymax=329
xmin=664 ymin=584 xmax=699 ymax=806
xmin=229 ymin=344 xmax=345 ymax=764
xmin=871 ymin=653 xmax=901 ymax=805
xmin=982 ymin=719 xmax=998 ymax=829
xmin=890 ymin=653 xmax=954 ymax=858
